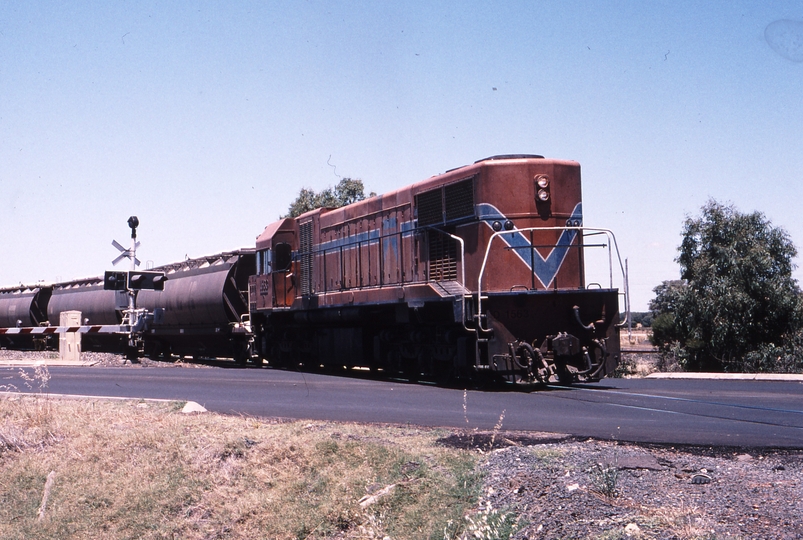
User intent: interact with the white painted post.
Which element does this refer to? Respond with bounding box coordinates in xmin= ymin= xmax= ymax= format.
xmin=59 ymin=311 xmax=82 ymax=362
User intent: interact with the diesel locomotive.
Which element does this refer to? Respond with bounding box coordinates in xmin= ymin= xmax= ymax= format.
xmin=1 ymin=155 xmax=626 ymax=384
xmin=249 ymin=155 xmax=625 ymax=383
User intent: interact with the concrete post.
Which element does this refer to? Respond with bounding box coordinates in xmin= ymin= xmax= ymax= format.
xmin=59 ymin=311 xmax=82 ymax=362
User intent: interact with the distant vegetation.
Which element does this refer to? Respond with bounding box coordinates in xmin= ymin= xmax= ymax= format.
xmin=624 ymin=312 xmax=652 ymax=328
xmin=649 ymin=200 xmax=803 ymax=373
xmin=284 ymin=178 xmax=375 ymax=218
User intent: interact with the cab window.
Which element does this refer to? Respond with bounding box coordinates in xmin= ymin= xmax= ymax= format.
xmin=257 ymin=249 xmax=272 ymax=275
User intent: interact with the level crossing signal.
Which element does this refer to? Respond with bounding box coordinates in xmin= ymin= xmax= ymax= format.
xmin=104 ymin=270 xmax=167 ymax=291
xmin=106 ymin=217 xmax=167 ymax=291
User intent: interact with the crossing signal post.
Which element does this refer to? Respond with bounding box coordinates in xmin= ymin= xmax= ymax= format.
xmin=106 ymin=217 xmax=167 ymax=360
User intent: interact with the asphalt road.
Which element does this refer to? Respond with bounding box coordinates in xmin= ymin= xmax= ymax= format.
xmin=2 ymin=366 xmax=802 ymax=448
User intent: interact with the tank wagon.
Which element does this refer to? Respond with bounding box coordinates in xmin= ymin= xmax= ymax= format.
xmin=0 ymin=285 xmax=52 ymax=349
xmin=0 ymin=250 xmax=254 ymax=360
xmin=137 ymin=250 xmax=254 ymax=360
xmin=250 ymin=155 xmax=625 ymax=383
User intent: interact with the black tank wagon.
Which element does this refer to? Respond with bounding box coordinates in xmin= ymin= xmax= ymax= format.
xmin=0 ymin=250 xmax=254 ymax=360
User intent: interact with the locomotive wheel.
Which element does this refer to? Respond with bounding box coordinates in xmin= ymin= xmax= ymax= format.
xmin=555 ymin=363 xmax=575 ymax=385
xmin=406 ymin=358 xmax=420 ymax=382
xmin=233 ymin=342 xmax=250 ymax=365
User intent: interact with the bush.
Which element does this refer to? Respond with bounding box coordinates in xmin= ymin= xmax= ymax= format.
xmin=650 ymin=201 xmax=803 ymax=373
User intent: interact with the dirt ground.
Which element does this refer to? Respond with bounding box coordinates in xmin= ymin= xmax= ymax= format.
xmin=442 ymin=433 xmax=803 ymax=539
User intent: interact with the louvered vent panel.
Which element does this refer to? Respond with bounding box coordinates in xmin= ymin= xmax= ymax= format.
xmin=416 ymin=189 xmax=443 ymax=226
xmin=444 ymin=178 xmax=475 ymax=222
xmin=299 ymin=221 xmax=313 ymax=295
xmin=428 ymin=232 xmax=458 ymax=281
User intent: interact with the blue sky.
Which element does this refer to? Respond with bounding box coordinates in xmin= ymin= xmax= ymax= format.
xmin=2 ymin=1 xmax=802 ymax=311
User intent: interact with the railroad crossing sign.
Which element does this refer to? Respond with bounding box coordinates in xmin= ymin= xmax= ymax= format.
xmin=111 ymin=239 xmax=141 ymax=267
xmin=111 ymin=215 xmax=142 ymax=268
xmin=105 ymin=216 xmax=166 ymax=292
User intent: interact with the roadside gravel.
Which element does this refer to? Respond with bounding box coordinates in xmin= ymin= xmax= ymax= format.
xmin=447 ymin=434 xmax=803 ymax=539
xmin=0 ymin=349 xmax=208 ymax=367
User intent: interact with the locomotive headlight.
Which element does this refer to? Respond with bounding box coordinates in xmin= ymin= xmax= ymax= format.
xmin=535 ymin=175 xmax=549 ymax=189
xmin=537 ymin=189 xmax=550 ymax=202
xmin=492 ymin=220 xmax=503 ymax=232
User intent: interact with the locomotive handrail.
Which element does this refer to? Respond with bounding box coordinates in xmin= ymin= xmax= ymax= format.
xmin=475 ymin=226 xmax=628 ymax=333
xmin=310 ymin=228 xmax=416 ymax=293
xmin=305 ymin=225 xmax=468 ymax=298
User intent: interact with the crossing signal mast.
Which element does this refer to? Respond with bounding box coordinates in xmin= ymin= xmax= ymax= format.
xmin=105 ymin=216 xmax=167 ymax=356
xmin=1 ymin=217 xmax=169 ymax=361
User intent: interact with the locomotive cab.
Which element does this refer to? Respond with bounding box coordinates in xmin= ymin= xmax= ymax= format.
xmin=251 ymin=218 xmax=298 ymax=311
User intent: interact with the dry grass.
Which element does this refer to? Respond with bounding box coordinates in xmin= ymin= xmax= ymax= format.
xmin=0 ymin=396 xmax=481 ymax=539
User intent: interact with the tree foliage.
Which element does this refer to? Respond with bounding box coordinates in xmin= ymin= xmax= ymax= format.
xmin=650 ymin=200 xmax=803 ymax=373
xmin=283 ymin=178 xmax=374 ymax=218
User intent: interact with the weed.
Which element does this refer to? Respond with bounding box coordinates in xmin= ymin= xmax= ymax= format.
xmin=589 ymin=461 xmax=619 ymax=498
xmin=463 ymin=389 xmax=469 ymax=425
xmin=650 ymin=501 xmax=716 ymax=539
xmin=529 ymin=447 xmax=563 ymax=462
xmin=443 ymin=498 xmax=519 ymax=540
xmin=488 ymin=409 xmax=506 ymax=450
xmin=0 ymin=366 xmax=56 ymax=455
xmin=18 ymin=364 xmax=51 ymax=393
xmin=611 ymin=354 xmax=637 ymax=377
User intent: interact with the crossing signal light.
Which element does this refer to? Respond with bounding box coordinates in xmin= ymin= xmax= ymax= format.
xmin=128 ymin=271 xmax=167 ymax=291
xmin=104 ymin=271 xmax=167 ymax=290
xmin=104 ymin=271 xmax=128 ymax=291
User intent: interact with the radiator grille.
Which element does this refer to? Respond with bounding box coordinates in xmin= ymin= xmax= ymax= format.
xmin=416 ymin=189 xmax=443 ymax=226
xmin=299 ymin=221 xmax=313 ymax=295
xmin=428 ymin=232 xmax=458 ymax=281
xmin=444 ymin=179 xmax=475 ymax=221
xmin=416 ymin=177 xmax=475 ymax=227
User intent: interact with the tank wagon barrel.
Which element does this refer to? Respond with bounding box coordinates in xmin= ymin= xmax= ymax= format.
xmin=48 ymin=279 xmax=122 ymax=326
xmin=137 ymin=250 xmax=255 ymax=360
xmin=0 ymin=286 xmax=53 ymax=349
xmin=0 ymin=286 xmax=51 ymax=328
xmin=0 ymin=250 xmax=254 ymax=359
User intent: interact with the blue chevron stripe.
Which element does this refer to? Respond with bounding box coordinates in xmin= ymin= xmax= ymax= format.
xmin=477 ymin=203 xmax=582 ymax=287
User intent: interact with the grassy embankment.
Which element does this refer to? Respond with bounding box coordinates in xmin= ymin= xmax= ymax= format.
xmin=0 ymin=381 xmax=487 ymax=539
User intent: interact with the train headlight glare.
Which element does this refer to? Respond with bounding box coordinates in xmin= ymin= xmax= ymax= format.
xmin=537 ymin=189 xmax=550 ymax=201
xmin=535 ymin=175 xmax=549 ymax=188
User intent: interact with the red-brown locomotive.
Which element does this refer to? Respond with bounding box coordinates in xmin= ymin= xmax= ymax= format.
xmin=249 ymin=155 xmax=624 ymax=383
